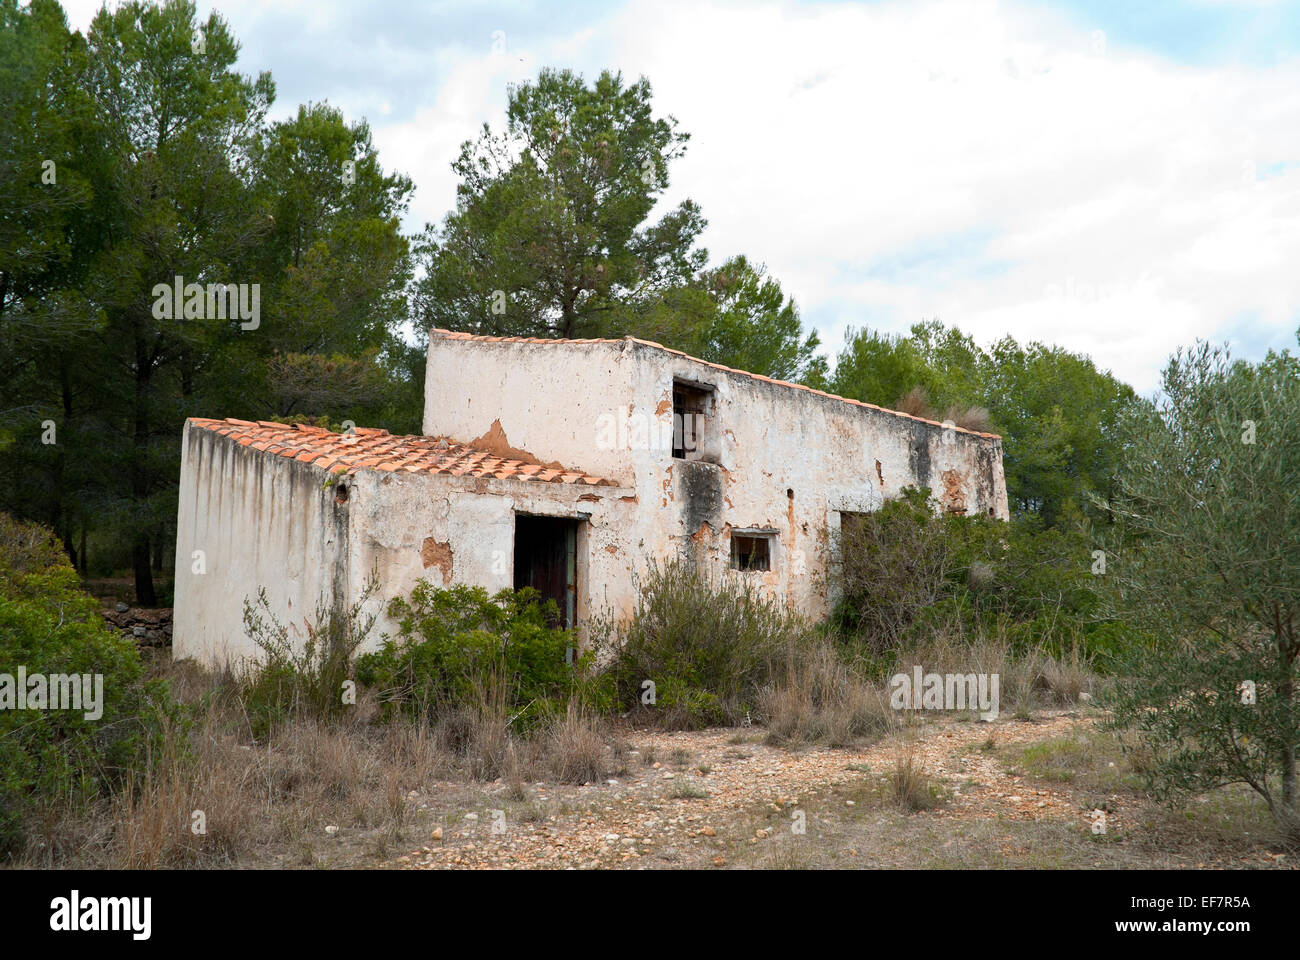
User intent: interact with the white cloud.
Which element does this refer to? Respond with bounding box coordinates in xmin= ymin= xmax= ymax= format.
xmin=60 ymin=0 xmax=1300 ymax=393
xmin=550 ymin=0 xmax=1300 ymax=393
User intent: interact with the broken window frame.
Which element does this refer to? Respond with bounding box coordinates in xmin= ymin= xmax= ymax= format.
xmin=838 ymin=510 xmax=870 ymax=538
xmin=671 ymin=378 xmax=717 ymax=463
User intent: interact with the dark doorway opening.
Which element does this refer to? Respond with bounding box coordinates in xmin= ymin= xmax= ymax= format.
xmin=513 ymin=515 xmax=579 ymax=629
xmin=840 ymin=511 xmax=869 ymax=537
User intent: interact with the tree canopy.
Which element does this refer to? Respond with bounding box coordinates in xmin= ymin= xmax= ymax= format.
xmin=414 ymin=68 xmax=705 ymax=342
xmin=0 ymin=0 xmax=415 ymax=604
xmin=1099 ymin=339 xmax=1300 ymax=835
xmin=412 ymin=68 xmax=825 ymax=384
xmin=828 ymin=320 xmax=1136 ymax=527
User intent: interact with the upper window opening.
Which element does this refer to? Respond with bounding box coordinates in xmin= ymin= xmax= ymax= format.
xmin=672 ymin=379 xmax=716 ymax=462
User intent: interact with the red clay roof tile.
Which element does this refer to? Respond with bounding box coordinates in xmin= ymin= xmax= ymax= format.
xmin=186 ymin=418 xmax=616 ymax=487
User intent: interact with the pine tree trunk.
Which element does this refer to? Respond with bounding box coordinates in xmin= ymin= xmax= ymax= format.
xmin=133 ymin=533 xmax=156 ymax=607
xmin=132 ymin=326 xmax=157 ymax=607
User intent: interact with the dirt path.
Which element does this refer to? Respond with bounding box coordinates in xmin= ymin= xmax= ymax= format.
xmin=395 ymin=710 xmax=1113 ymax=869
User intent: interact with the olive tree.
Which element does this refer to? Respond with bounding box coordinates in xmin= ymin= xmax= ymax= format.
xmin=1099 ymin=341 xmax=1300 ymax=836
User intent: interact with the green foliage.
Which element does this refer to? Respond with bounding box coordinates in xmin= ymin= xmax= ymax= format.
xmin=0 ymin=0 xmax=106 ymax=576
xmin=684 ymin=255 xmax=825 ymax=384
xmin=829 ymin=324 xmax=952 ymax=415
xmin=833 ymin=488 xmax=1117 ymax=662
xmin=234 ymin=101 xmax=416 ymax=430
xmin=263 ymin=350 xmax=396 ymax=421
xmin=984 ymin=336 xmax=1134 ymax=527
xmin=415 ymin=67 xmax=705 ymax=341
xmin=0 ymin=0 xmax=95 ymax=316
xmin=832 ymin=488 xmax=949 ymax=653
xmin=598 ymin=559 xmax=809 ymax=728
xmin=0 ymin=0 xmax=279 ymax=606
xmin=1098 ymin=340 xmax=1300 ymax=834
xmin=239 ymin=577 xmax=378 ymax=739
xmin=829 ymin=321 xmax=1136 ymax=527
xmin=355 ymin=583 xmax=598 ymax=725
xmin=0 ymin=1 xmax=419 ymax=606
xmin=0 ymin=513 xmax=172 ymax=857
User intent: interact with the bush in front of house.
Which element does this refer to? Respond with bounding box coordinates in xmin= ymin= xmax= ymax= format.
xmin=355 ymin=582 xmax=601 ymax=726
xmin=598 ymin=561 xmax=888 ymax=743
xmin=0 ymin=513 xmax=173 ymax=858
xmin=832 ymin=487 xmax=1123 ymax=664
xmin=598 ymin=559 xmax=812 ymax=728
xmin=238 ymin=580 xmax=378 ymax=739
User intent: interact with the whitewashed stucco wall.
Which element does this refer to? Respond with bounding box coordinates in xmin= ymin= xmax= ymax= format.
xmin=172 ymin=421 xmax=349 ymax=667
xmin=424 ymin=333 xmax=1008 ymax=620
xmin=173 ymin=420 xmax=637 ymax=666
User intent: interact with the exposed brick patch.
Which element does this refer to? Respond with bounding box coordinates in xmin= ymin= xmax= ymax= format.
xmin=421 ymin=537 xmax=454 ymax=584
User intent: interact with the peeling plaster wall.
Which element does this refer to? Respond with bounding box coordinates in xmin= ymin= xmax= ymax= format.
xmin=174 ymin=420 xmax=637 ymax=666
xmin=425 ymin=334 xmax=1009 ymax=621
xmin=343 ymin=468 xmax=637 ymax=643
xmin=173 ymin=421 xmax=348 ymax=667
xmin=175 ymin=334 xmax=1009 ymax=667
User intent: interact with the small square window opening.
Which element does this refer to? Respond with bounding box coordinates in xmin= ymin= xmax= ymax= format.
xmin=731 ymin=534 xmax=772 ymax=571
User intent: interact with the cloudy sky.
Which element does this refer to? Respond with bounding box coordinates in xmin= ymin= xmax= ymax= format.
xmin=60 ymin=0 xmax=1300 ymax=393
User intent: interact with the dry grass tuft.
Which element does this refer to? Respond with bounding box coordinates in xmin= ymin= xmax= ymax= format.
xmin=546 ymin=702 xmax=608 ymax=785
xmin=899 ymin=627 xmax=1099 ymax=717
xmin=888 ymin=743 xmax=947 ymax=813
xmin=895 ymin=386 xmax=937 ymax=420
xmin=759 ymin=642 xmax=894 ymax=747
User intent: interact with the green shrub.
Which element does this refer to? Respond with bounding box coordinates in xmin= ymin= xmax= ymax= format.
xmin=598 ymin=559 xmax=809 ymax=728
xmin=832 ymin=487 xmax=949 ymax=651
xmin=0 ymin=513 xmax=172 ymax=857
xmin=833 ymin=487 xmax=1121 ymax=662
xmin=238 ymin=578 xmax=378 ymax=739
xmin=355 ymin=583 xmax=597 ymax=724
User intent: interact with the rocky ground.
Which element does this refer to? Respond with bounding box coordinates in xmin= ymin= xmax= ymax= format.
xmin=374 ymin=709 xmax=1293 ymax=871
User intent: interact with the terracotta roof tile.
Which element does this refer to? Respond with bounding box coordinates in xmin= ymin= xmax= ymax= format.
xmin=186 ymin=418 xmax=617 ymax=487
xmin=429 ymin=328 xmax=1002 ymax=439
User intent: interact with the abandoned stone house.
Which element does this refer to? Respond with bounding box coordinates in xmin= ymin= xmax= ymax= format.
xmin=172 ymin=328 xmax=1009 ymax=667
